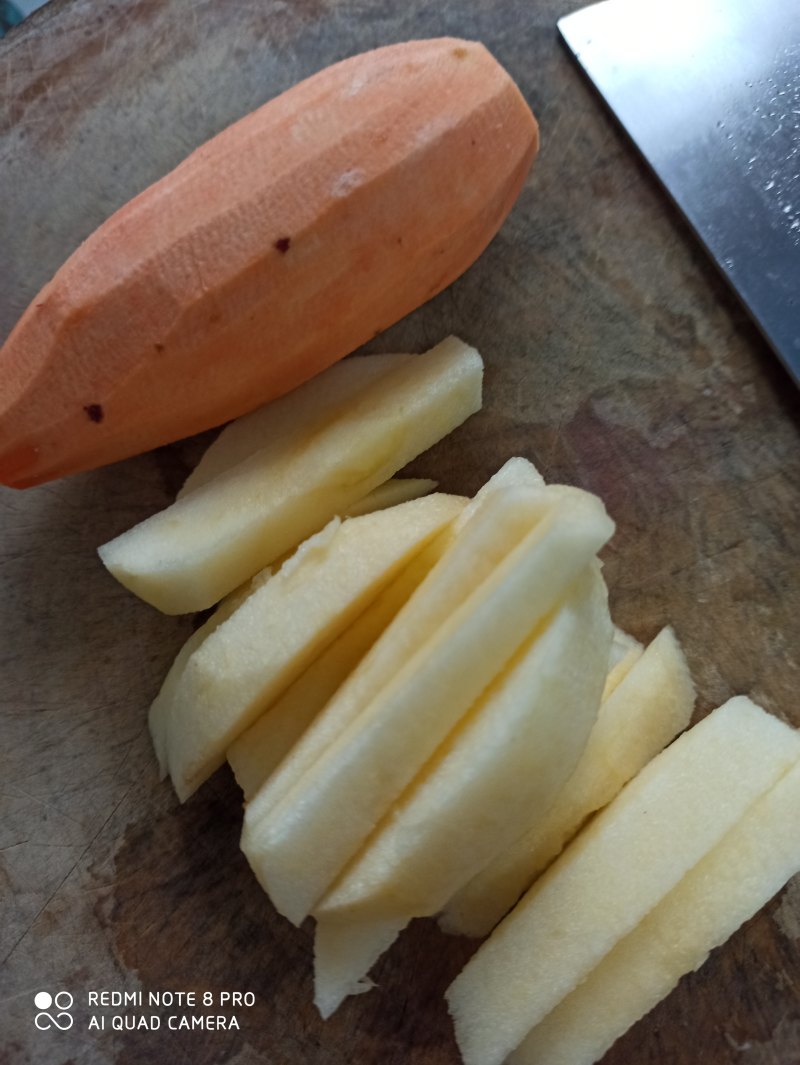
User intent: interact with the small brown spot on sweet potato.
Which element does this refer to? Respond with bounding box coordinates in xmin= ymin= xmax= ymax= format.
xmin=154 ymin=343 xmax=165 ymax=353
xmin=274 ymin=237 xmax=291 ymax=253
xmin=84 ymin=403 xmax=104 ymax=423
xmin=452 ymin=46 xmax=468 ymax=59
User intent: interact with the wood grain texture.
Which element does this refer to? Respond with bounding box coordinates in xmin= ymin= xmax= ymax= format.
xmin=1 ymin=1 xmax=799 ymax=1063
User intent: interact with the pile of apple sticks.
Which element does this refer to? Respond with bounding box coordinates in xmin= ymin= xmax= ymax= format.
xmin=100 ymin=337 xmax=800 ymax=1065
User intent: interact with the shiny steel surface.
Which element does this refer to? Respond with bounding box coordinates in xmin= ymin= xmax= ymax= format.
xmin=559 ymin=0 xmax=800 ymax=382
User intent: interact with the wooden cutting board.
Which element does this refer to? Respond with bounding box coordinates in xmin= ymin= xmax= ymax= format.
xmin=1 ymin=1 xmax=799 ymax=1063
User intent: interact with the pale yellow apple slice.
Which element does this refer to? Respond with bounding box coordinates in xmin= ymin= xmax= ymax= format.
xmin=155 ymin=474 xmax=437 ymax=768
xmin=314 ymin=913 xmax=409 ymax=1020
xmin=221 ymin=580 xmax=632 ymax=798
xmin=445 ymin=697 xmax=800 ymax=1065
xmin=155 ymin=476 xmax=437 ymax=768
xmin=148 ymin=565 xmax=274 ymax=774
xmin=452 ymin=456 xmax=545 ymax=528
xmin=603 ymin=627 xmax=643 ymax=699
xmin=226 ymin=531 xmax=448 ymax=801
xmin=312 ymin=623 xmax=635 ymax=1021
xmin=178 ymin=354 xmax=413 ymax=498
xmin=248 ymin=461 xmax=546 ymax=823
xmin=98 ymin=336 xmax=482 ymax=614
xmin=153 ymin=479 xmax=445 ymax=788
xmin=342 ymin=478 xmax=437 ymax=516
xmin=162 ymin=493 xmax=464 ymax=800
xmin=510 ymin=755 xmax=800 ymax=1065
xmin=311 ymin=564 xmax=612 ymax=1017
xmin=320 ymin=563 xmax=612 ymax=921
xmin=241 ymin=484 xmax=614 ymax=927
xmin=440 ymin=625 xmax=694 ymax=938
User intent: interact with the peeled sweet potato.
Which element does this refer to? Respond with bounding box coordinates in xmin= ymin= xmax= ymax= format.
xmin=0 ymin=38 xmax=538 ymax=487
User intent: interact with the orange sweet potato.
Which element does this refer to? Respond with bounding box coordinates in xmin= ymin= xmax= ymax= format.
xmin=0 ymin=38 xmax=537 ymax=488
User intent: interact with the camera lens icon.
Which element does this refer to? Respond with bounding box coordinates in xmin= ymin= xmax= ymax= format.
xmin=34 ymin=991 xmax=73 ymax=1031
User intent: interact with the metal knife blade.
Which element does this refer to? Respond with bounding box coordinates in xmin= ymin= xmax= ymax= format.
xmin=559 ymin=0 xmax=800 ymax=382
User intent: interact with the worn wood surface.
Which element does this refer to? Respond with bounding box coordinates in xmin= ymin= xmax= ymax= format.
xmin=1 ymin=1 xmax=799 ymax=1063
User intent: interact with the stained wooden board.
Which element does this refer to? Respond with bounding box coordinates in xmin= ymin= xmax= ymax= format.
xmin=1 ymin=1 xmax=799 ymax=1063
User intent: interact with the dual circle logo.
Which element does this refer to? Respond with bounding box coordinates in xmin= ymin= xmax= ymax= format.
xmin=34 ymin=991 xmax=74 ymax=1031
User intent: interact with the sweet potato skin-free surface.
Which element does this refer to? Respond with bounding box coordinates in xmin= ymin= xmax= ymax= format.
xmin=0 ymin=37 xmax=537 ymax=487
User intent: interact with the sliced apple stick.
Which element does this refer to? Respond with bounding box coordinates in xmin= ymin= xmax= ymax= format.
xmin=162 ymin=493 xmax=465 ymax=800
xmin=157 ymin=519 xmax=432 ymax=788
xmin=226 ymin=533 xmax=447 ymax=801
xmin=154 ymin=481 xmax=441 ymax=783
xmin=510 ymin=755 xmax=800 ymax=1065
xmin=452 ymin=456 xmax=544 ymax=529
xmin=178 ymin=354 xmax=413 ymax=498
xmin=148 ymin=566 xmax=274 ymax=775
xmin=259 ymin=479 xmax=439 ymax=574
xmin=351 ymin=456 xmax=540 ymax=529
xmin=311 ymin=564 xmax=612 ymax=1016
xmin=167 ymin=475 xmax=437 ymax=746
xmin=313 ymin=913 xmax=409 ymax=1020
xmin=312 ymin=620 xmax=631 ymax=1023
xmin=228 ymin=459 xmax=541 ymax=795
xmin=446 ymin=697 xmax=800 ymax=1065
xmin=320 ymin=564 xmax=612 ymax=921
xmin=222 ymin=567 xmax=629 ymax=801
xmin=158 ymin=476 xmax=437 ymax=758
xmin=98 ymin=336 xmax=482 ymax=614
xmin=227 ymin=601 xmax=392 ymax=803
xmin=342 ymin=478 xmax=437 ymax=516
xmin=440 ymin=626 xmax=694 ymax=938
xmin=241 ymin=485 xmax=614 ymax=927
xmin=603 ymin=627 xmax=643 ymax=699
xmin=249 ymin=464 xmax=547 ymax=822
